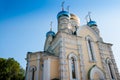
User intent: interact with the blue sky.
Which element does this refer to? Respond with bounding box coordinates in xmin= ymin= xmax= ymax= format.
xmin=0 ymin=0 xmax=120 ymax=72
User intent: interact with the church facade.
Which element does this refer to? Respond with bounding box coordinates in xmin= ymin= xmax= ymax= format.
xmin=25 ymin=6 xmax=120 ymax=80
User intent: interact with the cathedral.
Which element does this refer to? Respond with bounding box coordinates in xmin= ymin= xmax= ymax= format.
xmin=25 ymin=3 xmax=120 ymax=80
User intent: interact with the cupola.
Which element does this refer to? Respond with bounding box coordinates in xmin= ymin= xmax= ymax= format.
xmin=57 ymin=1 xmax=70 ymax=19
xmin=57 ymin=11 xmax=70 ymax=19
xmin=87 ymin=20 xmax=97 ymax=27
xmin=86 ymin=12 xmax=97 ymax=27
xmin=46 ymin=30 xmax=55 ymax=37
xmin=46 ymin=22 xmax=55 ymax=37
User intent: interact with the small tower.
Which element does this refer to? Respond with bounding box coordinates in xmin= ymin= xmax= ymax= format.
xmin=57 ymin=2 xmax=72 ymax=34
xmin=44 ymin=22 xmax=55 ymax=52
xmin=87 ymin=12 xmax=100 ymax=36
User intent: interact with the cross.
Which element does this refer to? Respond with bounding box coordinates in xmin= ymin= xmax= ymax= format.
xmin=50 ymin=21 xmax=53 ymax=31
xmin=85 ymin=11 xmax=92 ymax=23
xmin=88 ymin=11 xmax=91 ymax=21
xmin=85 ymin=15 xmax=88 ymax=23
xmin=61 ymin=1 xmax=65 ymax=11
xmin=67 ymin=5 xmax=70 ymax=12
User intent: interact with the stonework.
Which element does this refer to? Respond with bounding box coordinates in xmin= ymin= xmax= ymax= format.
xmin=25 ymin=8 xmax=120 ymax=80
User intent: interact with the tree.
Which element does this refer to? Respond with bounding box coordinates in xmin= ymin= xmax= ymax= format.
xmin=0 ymin=58 xmax=25 ymax=80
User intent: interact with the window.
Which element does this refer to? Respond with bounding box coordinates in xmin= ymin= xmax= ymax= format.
xmin=32 ymin=68 xmax=35 ymax=80
xmin=29 ymin=66 xmax=36 ymax=80
xmin=106 ymin=58 xmax=117 ymax=80
xmin=86 ymin=36 xmax=96 ymax=62
xmin=106 ymin=59 xmax=116 ymax=80
xmin=71 ymin=57 xmax=76 ymax=79
xmin=69 ymin=53 xmax=79 ymax=80
xmin=108 ymin=63 xmax=114 ymax=79
xmin=88 ymin=39 xmax=94 ymax=61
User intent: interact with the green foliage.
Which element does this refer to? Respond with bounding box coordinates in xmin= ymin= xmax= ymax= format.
xmin=0 ymin=58 xmax=25 ymax=80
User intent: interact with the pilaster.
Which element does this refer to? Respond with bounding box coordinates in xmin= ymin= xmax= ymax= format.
xmin=108 ymin=45 xmax=120 ymax=80
xmin=59 ymin=36 xmax=68 ymax=80
xmin=25 ymin=60 xmax=30 ymax=80
xmin=25 ymin=54 xmax=30 ymax=80
xmin=98 ymin=42 xmax=109 ymax=80
xmin=36 ymin=54 xmax=40 ymax=80
xmin=43 ymin=58 xmax=50 ymax=80
xmin=78 ymin=44 xmax=86 ymax=80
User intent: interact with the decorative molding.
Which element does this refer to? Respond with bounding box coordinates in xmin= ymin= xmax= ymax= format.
xmin=106 ymin=58 xmax=117 ymax=80
xmin=78 ymin=45 xmax=85 ymax=80
xmin=98 ymin=42 xmax=108 ymax=79
xmin=59 ymin=37 xmax=68 ymax=80
xmin=89 ymin=66 xmax=105 ymax=80
xmin=77 ymin=25 xmax=102 ymax=42
xmin=51 ymin=38 xmax=62 ymax=50
xmin=98 ymin=41 xmax=120 ymax=80
xmin=91 ymin=26 xmax=100 ymax=36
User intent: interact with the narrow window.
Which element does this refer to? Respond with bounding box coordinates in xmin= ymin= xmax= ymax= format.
xmin=108 ymin=62 xmax=114 ymax=79
xmin=71 ymin=57 xmax=76 ymax=79
xmin=32 ymin=68 xmax=35 ymax=80
xmin=88 ymin=39 xmax=94 ymax=61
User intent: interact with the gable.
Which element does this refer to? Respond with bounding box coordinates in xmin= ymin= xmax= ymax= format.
xmin=77 ymin=25 xmax=102 ymax=42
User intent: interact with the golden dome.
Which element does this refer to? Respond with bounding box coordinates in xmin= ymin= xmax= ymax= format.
xmin=70 ymin=13 xmax=80 ymax=24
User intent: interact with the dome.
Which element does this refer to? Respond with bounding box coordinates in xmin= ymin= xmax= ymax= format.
xmin=70 ymin=13 xmax=80 ymax=24
xmin=46 ymin=31 xmax=55 ymax=37
xmin=87 ymin=20 xmax=97 ymax=27
xmin=57 ymin=11 xmax=70 ymax=19
xmin=70 ymin=13 xmax=80 ymax=22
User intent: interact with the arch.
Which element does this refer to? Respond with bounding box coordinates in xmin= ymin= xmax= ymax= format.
xmin=29 ymin=65 xmax=37 ymax=80
xmin=106 ymin=58 xmax=117 ymax=80
xmin=68 ymin=53 xmax=80 ymax=80
xmin=86 ymin=35 xmax=93 ymax=41
xmin=68 ymin=53 xmax=78 ymax=60
xmin=89 ymin=65 xmax=105 ymax=80
xmin=86 ymin=35 xmax=96 ymax=62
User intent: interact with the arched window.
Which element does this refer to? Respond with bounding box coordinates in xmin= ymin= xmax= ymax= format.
xmin=88 ymin=39 xmax=94 ymax=61
xmin=32 ymin=68 xmax=35 ymax=80
xmin=108 ymin=62 xmax=114 ymax=79
xmin=86 ymin=36 xmax=96 ymax=62
xmin=71 ymin=57 xmax=76 ymax=79
xmin=29 ymin=66 xmax=37 ymax=80
xmin=106 ymin=58 xmax=116 ymax=80
xmin=69 ymin=53 xmax=79 ymax=80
